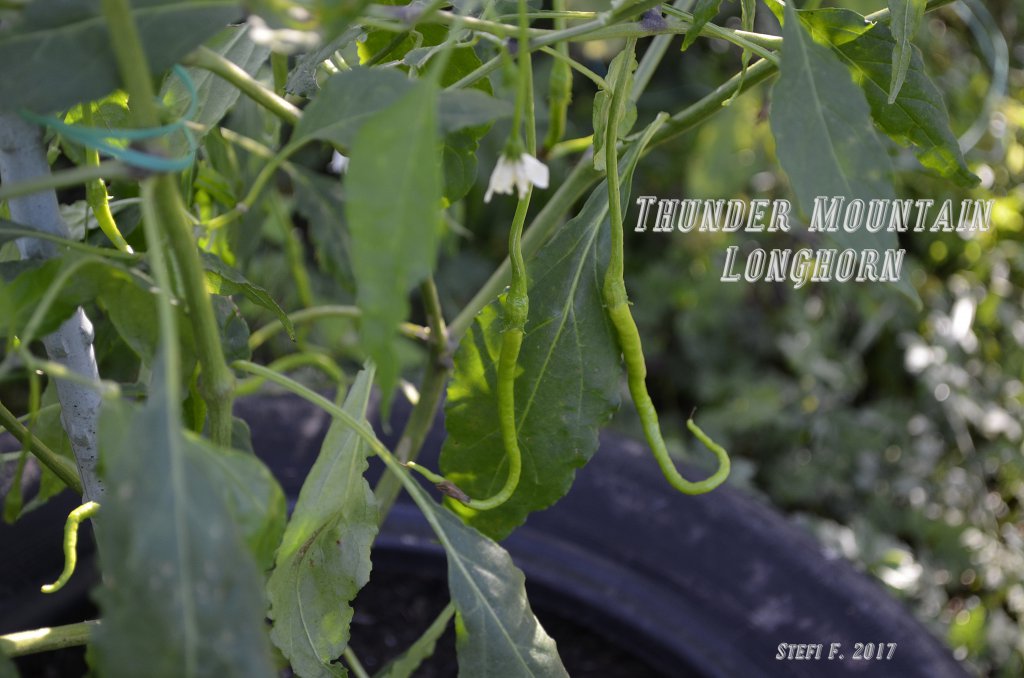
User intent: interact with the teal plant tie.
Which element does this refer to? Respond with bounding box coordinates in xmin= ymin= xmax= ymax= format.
xmin=19 ymin=65 xmax=198 ymax=173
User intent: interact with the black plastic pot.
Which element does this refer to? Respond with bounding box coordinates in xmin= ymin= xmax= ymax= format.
xmin=0 ymin=394 xmax=969 ymax=677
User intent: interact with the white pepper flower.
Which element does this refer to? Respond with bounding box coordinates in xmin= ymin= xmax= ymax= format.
xmin=484 ymin=153 xmax=549 ymax=203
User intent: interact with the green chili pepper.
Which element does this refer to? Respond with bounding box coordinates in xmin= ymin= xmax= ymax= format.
xmin=601 ymin=38 xmax=730 ymax=495
xmin=41 ymin=501 xmax=100 ymax=594
xmin=543 ymin=0 xmax=573 ymax=152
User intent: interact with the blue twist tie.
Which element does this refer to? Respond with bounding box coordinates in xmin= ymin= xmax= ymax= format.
xmin=20 ymin=65 xmax=199 ymax=173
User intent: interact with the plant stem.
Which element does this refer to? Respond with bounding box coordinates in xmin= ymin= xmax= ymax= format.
xmin=0 ymin=113 xmax=106 ymax=503
xmin=633 ymin=0 xmax=694 ymax=97
xmin=0 ymin=400 xmax=83 ymax=495
xmin=374 ymin=279 xmax=451 ymax=522
xmin=0 ymin=221 xmax=139 ymax=260
xmin=186 ymin=46 xmax=301 ymax=126
xmin=0 ymin=161 xmax=131 ymax=202
xmin=343 ymin=647 xmax=371 ymax=678
xmin=448 ymin=159 xmax=599 ymax=340
xmin=101 ymin=0 xmax=235 ymax=446
xmin=0 ymin=620 xmax=99 ymax=657
xmin=248 ymin=305 xmax=429 ymax=350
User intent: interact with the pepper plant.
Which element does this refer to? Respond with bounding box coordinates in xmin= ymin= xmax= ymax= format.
xmin=0 ymin=0 xmax=978 ymax=675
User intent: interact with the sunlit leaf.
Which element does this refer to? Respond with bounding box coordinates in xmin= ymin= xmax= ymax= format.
xmin=267 ymin=369 xmax=379 ymax=678
xmin=798 ymin=9 xmax=977 ymax=187
xmin=886 ymin=0 xmax=926 ymax=103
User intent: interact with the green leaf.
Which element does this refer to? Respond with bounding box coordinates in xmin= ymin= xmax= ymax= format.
xmin=770 ymin=2 xmax=919 ymax=302
xmin=414 ymin=499 xmax=568 ymax=677
xmin=99 ymin=274 xmax=198 ymax=371
xmin=294 ymin=69 xmax=508 ymax=150
xmin=212 ymin=295 xmax=252 ymax=363
xmin=286 ymin=28 xmax=362 ymax=97
xmin=439 ymin=122 xmax=659 ymax=540
xmin=0 ymin=0 xmax=240 ymax=113
xmin=92 ymin=359 xmax=277 ymax=678
xmin=15 ymin=387 xmax=77 ymax=518
xmin=292 ymin=68 xmax=412 ymax=148
xmin=438 ymin=90 xmax=513 ymax=134
xmin=161 ymin=25 xmax=270 ymax=156
xmin=798 ymin=9 xmax=978 ymax=187
xmin=290 ymin=166 xmax=354 ymax=291
xmin=201 ymin=251 xmax=295 ymax=340
xmin=886 ymin=0 xmax=926 ymax=103
xmin=345 ymin=82 xmax=442 ymax=412
xmin=592 ymin=49 xmax=637 ymax=171
xmin=682 ymin=0 xmax=723 ymax=51
xmin=442 ymin=130 xmax=480 ymax=204
xmin=374 ymin=604 xmax=454 ymax=678
xmin=199 ymin=432 xmax=286 ymax=572
xmin=267 ymin=369 xmax=379 ymax=678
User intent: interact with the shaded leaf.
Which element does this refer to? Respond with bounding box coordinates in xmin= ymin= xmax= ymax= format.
xmin=294 ymin=68 xmax=508 ymax=150
xmin=374 ymin=604 xmax=454 ymax=678
xmin=92 ymin=359 xmax=276 ymax=678
xmin=293 ymin=68 xmax=411 ymax=148
xmin=438 ymin=121 xmax=660 ymax=540
xmin=442 ymin=130 xmax=479 ymax=204
xmin=286 ymin=28 xmax=362 ymax=97
xmin=799 ymin=9 xmax=977 ymax=187
xmin=201 ymin=251 xmax=294 ymax=340
xmin=267 ymin=369 xmax=379 ymax=678
xmin=199 ymin=432 xmax=286 ymax=572
xmin=290 ymin=166 xmax=354 ymax=291
xmin=345 ymin=82 xmax=442 ymax=412
xmin=414 ymin=499 xmax=567 ymax=677
xmin=886 ymin=0 xmax=926 ymax=103
xmin=0 ymin=0 xmax=240 ymax=113
xmin=162 ymin=25 xmax=270 ymax=156
xmin=682 ymin=0 xmax=723 ymax=51
xmin=212 ymin=295 xmax=252 ymax=363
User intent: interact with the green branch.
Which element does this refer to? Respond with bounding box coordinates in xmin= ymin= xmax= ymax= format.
xmin=101 ymin=0 xmax=235 ymax=446
xmin=0 ymin=400 xmax=83 ymax=495
xmin=0 ymin=620 xmax=99 ymax=657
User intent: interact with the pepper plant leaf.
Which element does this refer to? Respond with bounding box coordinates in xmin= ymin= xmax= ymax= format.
xmin=92 ymin=359 xmax=277 ymax=678
xmin=885 ymin=0 xmax=926 ymax=103
xmin=267 ymin=369 xmax=379 ymax=678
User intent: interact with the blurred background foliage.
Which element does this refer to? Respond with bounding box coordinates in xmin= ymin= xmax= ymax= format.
xmin=1 ymin=0 xmax=1018 ymax=674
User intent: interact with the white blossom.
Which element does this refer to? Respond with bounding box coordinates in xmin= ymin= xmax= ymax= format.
xmin=484 ymin=153 xmax=549 ymax=202
xmin=328 ymin=151 xmax=349 ymax=175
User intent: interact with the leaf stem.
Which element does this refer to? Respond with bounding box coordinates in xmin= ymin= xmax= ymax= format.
xmin=185 ymin=46 xmax=301 ymax=126
xmin=0 ymin=620 xmax=100 ymax=657
xmin=248 ymin=305 xmax=429 ymax=350
xmin=0 ymin=400 xmax=83 ymax=495
xmin=374 ymin=278 xmax=451 ymax=521
xmin=0 ymin=161 xmax=131 ymax=202
xmin=101 ymin=0 xmax=235 ymax=445
xmin=343 ymin=647 xmax=371 ymax=678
